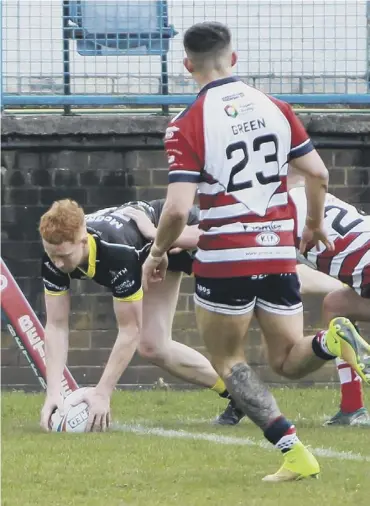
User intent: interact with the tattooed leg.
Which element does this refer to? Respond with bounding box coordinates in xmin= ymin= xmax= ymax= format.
xmin=224 ymin=362 xmax=281 ymax=430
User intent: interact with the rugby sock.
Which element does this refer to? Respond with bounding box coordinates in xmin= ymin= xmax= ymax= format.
xmin=211 ymin=377 xmax=230 ymax=398
xmin=336 ymin=357 xmax=364 ymax=413
xmin=311 ymin=330 xmax=336 ymax=360
xmin=264 ymin=416 xmax=299 ymax=454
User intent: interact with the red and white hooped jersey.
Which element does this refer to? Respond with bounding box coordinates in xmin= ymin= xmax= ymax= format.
xmin=289 ymin=186 xmax=370 ymax=295
xmin=165 ymin=76 xmax=314 ymax=278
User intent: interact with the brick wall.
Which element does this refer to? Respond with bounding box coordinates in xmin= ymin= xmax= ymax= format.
xmin=1 ymin=114 xmax=370 ymax=390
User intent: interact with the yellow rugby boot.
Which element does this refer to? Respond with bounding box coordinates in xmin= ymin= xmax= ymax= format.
xmin=326 ymin=317 xmax=370 ymax=384
xmin=262 ymin=442 xmax=320 ymax=482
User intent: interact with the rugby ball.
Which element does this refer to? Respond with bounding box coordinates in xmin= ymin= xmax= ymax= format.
xmin=50 ymin=388 xmax=89 ymax=433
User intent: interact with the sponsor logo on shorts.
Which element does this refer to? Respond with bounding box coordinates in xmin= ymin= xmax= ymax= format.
xmin=0 ymin=274 xmax=8 ymax=291
xmin=110 ymin=269 xmax=128 ymax=283
xmin=115 ymin=279 xmax=136 ymax=293
xmin=196 ymin=284 xmax=211 ymax=297
xmin=256 ymin=232 xmax=280 ymax=246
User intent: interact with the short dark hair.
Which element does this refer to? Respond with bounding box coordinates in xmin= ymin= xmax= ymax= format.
xmin=183 ymin=22 xmax=231 ymax=55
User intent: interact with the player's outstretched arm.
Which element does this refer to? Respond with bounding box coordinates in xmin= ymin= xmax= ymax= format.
xmin=142 ymin=183 xmax=198 ymax=290
xmin=171 ymin=225 xmax=202 ymax=250
xmin=40 ymin=292 xmax=70 ymax=431
xmin=119 ymin=206 xmax=202 ymax=250
xmin=80 ymin=297 xmax=142 ymax=432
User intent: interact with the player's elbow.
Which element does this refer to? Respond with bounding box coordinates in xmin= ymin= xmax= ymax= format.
xmin=303 ymin=162 xmax=328 ymax=185
xmin=164 ymin=201 xmax=189 ymax=223
xmin=291 ymin=150 xmax=329 ymax=183
xmin=311 ymin=166 xmax=329 ymax=183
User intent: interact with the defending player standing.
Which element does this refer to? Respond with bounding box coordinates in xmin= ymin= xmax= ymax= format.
xmin=142 ymin=22 xmax=370 ymax=481
xmin=39 ymin=198 xmax=236 ymax=432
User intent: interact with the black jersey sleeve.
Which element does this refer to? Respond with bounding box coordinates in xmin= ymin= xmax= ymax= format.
xmin=41 ymin=255 xmax=70 ymax=295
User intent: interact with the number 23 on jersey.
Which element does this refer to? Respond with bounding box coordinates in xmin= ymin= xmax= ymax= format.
xmin=225 ymin=134 xmax=282 ymax=216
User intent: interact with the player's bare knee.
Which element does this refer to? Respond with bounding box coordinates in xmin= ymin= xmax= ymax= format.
xmin=137 ymin=341 xmax=168 ymax=361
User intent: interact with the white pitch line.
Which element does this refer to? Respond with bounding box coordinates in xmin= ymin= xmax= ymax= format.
xmin=113 ymin=423 xmax=370 ymax=463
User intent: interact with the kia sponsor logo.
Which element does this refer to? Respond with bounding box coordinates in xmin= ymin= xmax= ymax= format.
xmin=256 ymin=232 xmax=280 ymax=246
xmin=0 ymin=274 xmax=8 ymax=291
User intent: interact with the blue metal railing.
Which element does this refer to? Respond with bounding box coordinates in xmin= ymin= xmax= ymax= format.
xmin=1 ymin=0 xmax=370 ymax=109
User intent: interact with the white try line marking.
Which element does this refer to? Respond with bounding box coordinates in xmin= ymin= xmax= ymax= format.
xmin=113 ymin=423 xmax=370 ymax=463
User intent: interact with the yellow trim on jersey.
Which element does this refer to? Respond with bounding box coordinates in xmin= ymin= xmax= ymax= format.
xmin=114 ymin=288 xmax=144 ymax=302
xmin=44 ymin=289 xmax=69 ymax=296
xmin=78 ymin=234 xmax=97 ymax=279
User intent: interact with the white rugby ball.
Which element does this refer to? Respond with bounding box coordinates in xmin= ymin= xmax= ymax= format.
xmin=50 ymin=388 xmax=89 ymax=433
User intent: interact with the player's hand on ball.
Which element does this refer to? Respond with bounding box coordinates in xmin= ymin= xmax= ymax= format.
xmin=40 ymin=394 xmax=64 ymax=432
xmin=299 ymin=220 xmax=334 ymax=254
xmin=71 ymin=387 xmax=111 ymax=432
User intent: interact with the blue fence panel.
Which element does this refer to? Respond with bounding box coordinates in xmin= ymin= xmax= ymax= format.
xmin=2 ymin=0 xmax=370 ymax=107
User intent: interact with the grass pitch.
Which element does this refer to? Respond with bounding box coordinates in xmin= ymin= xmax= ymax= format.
xmin=2 ymin=388 xmax=369 ymax=506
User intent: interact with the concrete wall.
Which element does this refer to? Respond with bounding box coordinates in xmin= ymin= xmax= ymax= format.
xmin=1 ymin=113 xmax=370 ymax=391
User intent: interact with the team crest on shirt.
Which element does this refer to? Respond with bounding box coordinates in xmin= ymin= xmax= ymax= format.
xmin=224 ymin=104 xmax=238 ymax=118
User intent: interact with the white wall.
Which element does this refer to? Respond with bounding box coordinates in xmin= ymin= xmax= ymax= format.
xmin=2 ymin=0 xmax=369 ymax=95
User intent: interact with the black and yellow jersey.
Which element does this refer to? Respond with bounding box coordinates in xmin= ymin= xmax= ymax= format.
xmin=42 ymin=199 xmax=199 ymax=302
